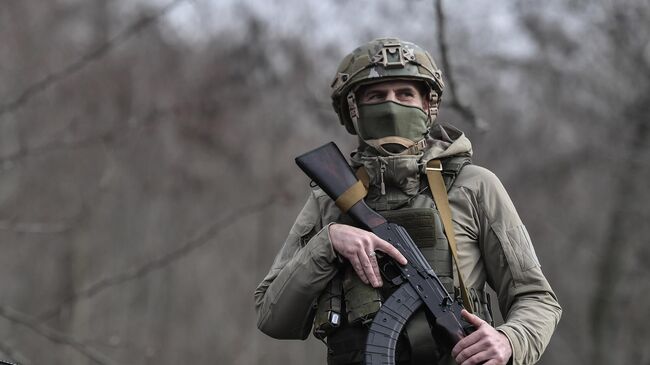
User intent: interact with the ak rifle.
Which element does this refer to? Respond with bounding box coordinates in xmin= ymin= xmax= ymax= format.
xmin=296 ymin=142 xmax=473 ymax=365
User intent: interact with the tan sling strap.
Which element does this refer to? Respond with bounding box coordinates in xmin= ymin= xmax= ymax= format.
xmin=335 ymin=180 xmax=367 ymax=213
xmin=425 ymin=159 xmax=475 ymax=313
xmin=355 ymin=167 xmax=370 ymax=189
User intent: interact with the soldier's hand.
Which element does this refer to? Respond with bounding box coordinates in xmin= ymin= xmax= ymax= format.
xmin=452 ymin=309 xmax=512 ymax=365
xmin=328 ymin=223 xmax=407 ymax=288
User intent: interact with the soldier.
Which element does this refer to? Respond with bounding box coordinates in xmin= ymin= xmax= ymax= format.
xmin=255 ymin=38 xmax=561 ymax=365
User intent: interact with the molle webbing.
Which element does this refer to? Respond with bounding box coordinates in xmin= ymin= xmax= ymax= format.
xmin=333 ymin=207 xmax=453 ymax=326
xmin=342 ymin=265 xmax=382 ymax=325
xmin=467 ymin=287 xmax=494 ymax=327
xmin=334 ymin=214 xmax=383 ymax=325
xmin=313 ymin=270 xmax=344 ymax=340
xmin=380 ymin=208 xmax=454 ymax=293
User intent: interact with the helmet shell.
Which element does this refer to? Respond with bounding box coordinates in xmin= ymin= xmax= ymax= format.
xmin=331 ymin=38 xmax=445 ymax=134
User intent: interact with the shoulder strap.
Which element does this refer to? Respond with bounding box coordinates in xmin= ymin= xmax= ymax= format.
xmin=441 ymin=156 xmax=472 ymax=191
xmin=425 ymin=159 xmax=474 ymax=313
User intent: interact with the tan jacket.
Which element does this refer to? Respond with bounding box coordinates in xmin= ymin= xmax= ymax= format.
xmin=255 ymin=127 xmax=561 ymax=365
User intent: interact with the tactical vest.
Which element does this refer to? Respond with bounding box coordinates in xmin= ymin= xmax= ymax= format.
xmin=313 ymin=155 xmax=494 ymax=365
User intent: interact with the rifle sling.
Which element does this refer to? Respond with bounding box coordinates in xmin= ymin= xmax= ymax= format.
xmin=335 ymin=180 xmax=367 ymax=213
xmin=426 ymin=159 xmax=475 ymax=313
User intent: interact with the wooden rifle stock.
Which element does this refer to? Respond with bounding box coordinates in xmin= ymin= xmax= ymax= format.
xmin=295 ymin=142 xmax=386 ymax=230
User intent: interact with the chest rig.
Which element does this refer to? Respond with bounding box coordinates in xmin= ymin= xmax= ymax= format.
xmin=313 ymin=152 xmax=493 ymax=364
xmin=343 ymin=153 xmax=470 ymax=324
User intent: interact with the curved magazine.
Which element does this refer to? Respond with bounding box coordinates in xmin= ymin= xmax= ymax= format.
xmin=364 ymin=284 xmax=423 ymax=365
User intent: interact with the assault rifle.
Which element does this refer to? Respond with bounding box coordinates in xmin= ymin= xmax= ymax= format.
xmin=296 ymin=142 xmax=473 ymax=365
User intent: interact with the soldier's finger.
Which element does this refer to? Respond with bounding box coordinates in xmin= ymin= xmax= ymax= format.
xmin=357 ymin=251 xmax=381 ymax=287
xmin=461 ymin=309 xmax=486 ymax=328
xmin=480 ymin=360 xmax=500 ymax=365
xmin=351 ymin=258 xmax=370 ymax=285
xmin=451 ymin=329 xmax=481 ymax=358
xmin=454 ymin=341 xmax=484 ymax=364
xmin=374 ymin=239 xmax=407 ymax=265
xmin=459 ymin=349 xmax=493 ymax=365
xmin=368 ymin=251 xmax=383 ymax=287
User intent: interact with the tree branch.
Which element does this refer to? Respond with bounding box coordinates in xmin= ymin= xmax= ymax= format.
xmin=0 ymin=219 xmax=77 ymax=234
xmin=0 ymin=204 xmax=87 ymax=234
xmin=0 ymin=107 xmax=168 ymax=174
xmin=36 ymin=197 xmax=281 ymax=322
xmin=0 ymin=306 xmax=115 ymax=365
xmin=590 ymin=94 xmax=650 ymax=365
xmin=434 ymin=0 xmax=487 ymax=130
xmin=0 ymin=102 xmax=238 ymax=174
xmin=0 ymin=340 xmax=31 ymax=365
xmin=0 ymin=0 xmax=187 ymax=118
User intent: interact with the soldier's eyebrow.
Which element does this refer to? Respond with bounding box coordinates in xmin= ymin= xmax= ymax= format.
xmin=394 ymin=86 xmax=418 ymax=94
xmin=362 ymin=88 xmax=387 ymax=97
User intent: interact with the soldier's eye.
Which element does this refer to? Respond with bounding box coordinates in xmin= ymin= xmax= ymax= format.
xmin=365 ymin=92 xmax=381 ymax=100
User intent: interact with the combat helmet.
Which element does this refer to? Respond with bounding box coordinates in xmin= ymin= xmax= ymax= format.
xmin=331 ymin=37 xmax=445 ymax=135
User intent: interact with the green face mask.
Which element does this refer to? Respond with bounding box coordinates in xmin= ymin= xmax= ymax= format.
xmin=356 ymin=101 xmax=429 ymax=142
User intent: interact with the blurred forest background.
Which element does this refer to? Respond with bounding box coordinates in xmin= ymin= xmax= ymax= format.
xmin=0 ymin=0 xmax=649 ymax=364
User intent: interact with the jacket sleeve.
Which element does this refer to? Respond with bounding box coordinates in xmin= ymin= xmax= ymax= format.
xmin=254 ymin=190 xmax=340 ymax=340
xmin=451 ymin=166 xmax=562 ymax=365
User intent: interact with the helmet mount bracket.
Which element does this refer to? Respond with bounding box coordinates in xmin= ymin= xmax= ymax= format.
xmin=371 ymin=42 xmax=416 ymax=69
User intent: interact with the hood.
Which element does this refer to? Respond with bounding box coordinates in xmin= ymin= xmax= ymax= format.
xmin=421 ymin=124 xmax=473 ymax=162
xmin=349 ymin=124 xmax=472 ymax=211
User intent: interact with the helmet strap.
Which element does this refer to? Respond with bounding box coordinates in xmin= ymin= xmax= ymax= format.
xmin=427 ymin=90 xmax=440 ymax=126
xmin=347 ymin=91 xmax=359 ymax=128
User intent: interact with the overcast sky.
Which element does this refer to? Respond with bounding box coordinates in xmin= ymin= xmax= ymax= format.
xmin=155 ymin=0 xmax=535 ymax=58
